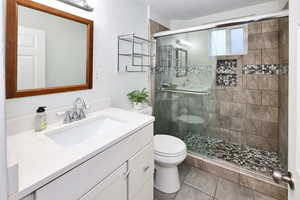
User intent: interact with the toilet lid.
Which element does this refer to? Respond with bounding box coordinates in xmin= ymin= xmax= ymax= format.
xmin=154 ymin=135 xmax=186 ymax=156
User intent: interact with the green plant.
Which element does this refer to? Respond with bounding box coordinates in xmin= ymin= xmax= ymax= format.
xmin=127 ymin=88 xmax=149 ymax=104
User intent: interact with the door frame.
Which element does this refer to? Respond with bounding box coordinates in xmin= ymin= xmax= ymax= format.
xmin=288 ymin=0 xmax=300 ymax=199
xmin=0 ymin=0 xmax=8 ymax=199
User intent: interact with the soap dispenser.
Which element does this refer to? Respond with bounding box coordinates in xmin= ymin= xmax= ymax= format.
xmin=35 ymin=106 xmax=47 ymax=132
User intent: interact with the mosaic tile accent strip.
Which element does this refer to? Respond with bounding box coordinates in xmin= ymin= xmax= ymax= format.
xmin=243 ymin=64 xmax=289 ymax=75
xmin=216 ymin=59 xmax=238 ymax=87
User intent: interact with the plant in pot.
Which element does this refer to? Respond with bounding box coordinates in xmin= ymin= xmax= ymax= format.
xmin=127 ymin=88 xmax=149 ymax=110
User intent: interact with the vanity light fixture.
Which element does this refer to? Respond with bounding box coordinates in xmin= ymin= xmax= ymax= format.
xmin=57 ymin=0 xmax=94 ymax=12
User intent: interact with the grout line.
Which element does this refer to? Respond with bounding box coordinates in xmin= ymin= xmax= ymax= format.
xmin=184 ymin=182 xmax=215 ymax=198
xmin=213 ymin=177 xmax=220 ymax=199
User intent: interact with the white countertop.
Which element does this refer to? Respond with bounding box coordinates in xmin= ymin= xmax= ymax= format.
xmin=7 ymin=107 xmax=154 ymax=200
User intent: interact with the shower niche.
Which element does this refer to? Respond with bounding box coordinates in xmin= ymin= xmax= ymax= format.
xmin=216 ymin=59 xmax=237 ymax=87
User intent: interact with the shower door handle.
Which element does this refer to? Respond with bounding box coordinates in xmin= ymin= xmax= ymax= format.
xmin=273 ymin=171 xmax=295 ymax=190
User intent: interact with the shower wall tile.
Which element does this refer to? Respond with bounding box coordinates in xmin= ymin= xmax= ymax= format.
xmin=232 ymin=89 xmax=262 ymax=105
xmin=248 ymin=34 xmax=259 ymax=50
xmin=246 ymin=75 xmax=278 ymax=90
xmin=262 ymin=90 xmax=278 ymax=106
xmin=260 ymin=32 xmax=279 ymax=49
xmin=246 ymin=104 xmax=278 ymax=122
xmin=262 ymin=19 xmax=278 ymax=33
xmin=216 ymin=89 xmax=234 ymax=102
xmin=243 ymin=119 xmax=262 ymax=135
xmin=220 ymin=102 xmax=246 ymax=118
xmin=262 ymin=48 xmax=279 ymax=64
xmin=261 ymin=121 xmax=279 ymax=139
xmin=243 ymin=134 xmax=278 ymax=152
xmin=279 ymin=44 xmax=289 ymax=64
xmin=248 ymin=22 xmax=262 ymax=34
xmin=202 ymin=100 xmax=219 ymax=113
xmin=278 ymin=75 xmax=288 ymax=97
xmin=208 ymin=127 xmax=243 ymax=144
xmin=218 ymin=115 xmax=244 ymax=131
xmin=249 ymin=32 xmax=278 ymax=50
xmin=278 ymin=18 xmax=289 ymax=45
xmin=206 ymin=113 xmax=218 ymax=127
xmin=278 ymin=17 xmax=289 ymax=170
xmin=242 ymin=50 xmax=262 ymax=65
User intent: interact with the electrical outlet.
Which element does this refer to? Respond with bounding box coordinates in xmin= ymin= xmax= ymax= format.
xmin=95 ymin=69 xmax=101 ymax=80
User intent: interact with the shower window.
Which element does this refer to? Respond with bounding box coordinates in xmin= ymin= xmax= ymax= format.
xmin=209 ymin=25 xmax=248 ymax=56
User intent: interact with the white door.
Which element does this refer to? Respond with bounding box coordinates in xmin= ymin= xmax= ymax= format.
xmin=17 ymin=26 xmax=46 ymax=90
xmin=288 ymin=0 xmax=300 ymax=198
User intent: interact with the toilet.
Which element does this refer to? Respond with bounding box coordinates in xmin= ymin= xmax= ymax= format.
xmin=154 ymin=135 xmax=187 ymax=193
xmin=135 ymin=107 xmax=187 ymax=193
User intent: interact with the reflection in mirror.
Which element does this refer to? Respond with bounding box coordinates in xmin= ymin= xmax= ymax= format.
xmin=17 ymin=5 xmax=87 ymax=90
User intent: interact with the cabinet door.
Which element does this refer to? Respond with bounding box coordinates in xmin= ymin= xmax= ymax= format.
xmin=80 ymin=163 xmax=128 ymax=200
xmin=128 ymin=143 xmax=154 ymax=200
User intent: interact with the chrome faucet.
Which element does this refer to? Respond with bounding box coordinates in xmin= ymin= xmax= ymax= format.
xmin=61 ymin=97 xmax=90 ymax=124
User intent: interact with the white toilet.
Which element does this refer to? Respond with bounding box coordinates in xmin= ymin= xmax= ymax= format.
xmin=154 ymin=135 xmax=187 ymax=193
xmin=135 ymin=107 xmax=187 ymax=193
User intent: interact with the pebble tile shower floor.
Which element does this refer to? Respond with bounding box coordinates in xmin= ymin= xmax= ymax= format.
xmin=154 ymin=163 xmax=278 ymax=200
xmin=180 ymin=134 xmax=284 ymax=176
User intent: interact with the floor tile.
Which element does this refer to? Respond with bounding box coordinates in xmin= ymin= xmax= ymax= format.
xmin=178 ymin=162 xmax=191 ymax=183
xmin=254 ymin=191 xmax=278 ymax=200
xmin=154 ymin=188 xmax=177 ymax=200
xmin=215 ymin=178 xmax=254 ymax=200
xmin=184 ymin=167 xmax=218 ymax=196
xmin=175 ymin=184 xmax=213 ymax=200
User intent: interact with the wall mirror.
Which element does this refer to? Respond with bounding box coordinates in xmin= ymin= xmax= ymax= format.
xmin=6 ymin=0 xmax=94 ymax=98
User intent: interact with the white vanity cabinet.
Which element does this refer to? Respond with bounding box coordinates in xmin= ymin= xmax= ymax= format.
xmin=32 ymin=124 xmax=154 ymax=200
xmin=80 ymin=163 xmax=128 ymax=200
xmin=81 ymin=143 xmax=154 ymax=200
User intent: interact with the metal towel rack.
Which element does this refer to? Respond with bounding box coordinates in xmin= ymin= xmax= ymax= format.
xmin=160 ymin=88 xmax=210 ymax=96
xmin=117 ymin=33 xmax=154 ymax=72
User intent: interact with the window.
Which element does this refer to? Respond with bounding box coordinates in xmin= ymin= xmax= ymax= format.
xmin=209 ymin=25 xmax=247 ymax=56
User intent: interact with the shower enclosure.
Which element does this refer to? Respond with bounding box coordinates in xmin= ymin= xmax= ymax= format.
xmin=154 ymin=17 xmax=289 ymax=178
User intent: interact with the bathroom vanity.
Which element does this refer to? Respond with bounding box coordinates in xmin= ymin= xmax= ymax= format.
xmin=7 ymin=108 xmax=154 ymax=200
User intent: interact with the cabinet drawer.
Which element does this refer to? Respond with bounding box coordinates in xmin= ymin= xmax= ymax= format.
xmin=80 ymin=163 xmax=127 ymax=200
xmin=128 ymin=143 xmax=154 ymax=199
xmin=35 ymin=124 xmax=153 ymax=200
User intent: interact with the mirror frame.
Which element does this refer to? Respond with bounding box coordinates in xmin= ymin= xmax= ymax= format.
xmin=6 ymin=0 xmax=94 ymax=98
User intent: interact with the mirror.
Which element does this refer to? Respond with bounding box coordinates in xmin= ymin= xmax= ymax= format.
xmin=6 ymin=0 xmax=93 ymax=98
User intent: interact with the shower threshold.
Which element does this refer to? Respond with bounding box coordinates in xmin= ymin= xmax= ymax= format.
xmin=181 ymin=134 xmax=284 ymax=177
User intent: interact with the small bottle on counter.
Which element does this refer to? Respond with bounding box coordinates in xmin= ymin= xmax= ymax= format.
xmin=35 ymin=106 xmax=47 ymax=132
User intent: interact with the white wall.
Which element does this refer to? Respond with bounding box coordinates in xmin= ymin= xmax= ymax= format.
xmin=0 ymin=0 xmax=8 ymax=199
xmin=148 ymin=6 xmax=171 ymax=28
xmin=5 ymin=0 xmax=149 ymax=121
xmin=170 ymin=1 xmax=282 ymax=29
xmin=18 ymin=6 xmax=87 ymax=87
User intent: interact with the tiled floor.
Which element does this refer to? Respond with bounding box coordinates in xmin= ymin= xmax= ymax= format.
xmin=154 ymin=163 xmax=278 ymax=200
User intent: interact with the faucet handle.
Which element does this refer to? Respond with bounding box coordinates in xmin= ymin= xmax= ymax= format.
xmin=78 ymin=108 xmax=87 ymax=119
xmin=64 ymin=110 xmax=73 ymax=124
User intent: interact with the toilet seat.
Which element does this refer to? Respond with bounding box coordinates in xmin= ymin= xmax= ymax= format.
xmin=154 ymin=135 xmax=186 ymax=157
xmin=153 ymin=135 xmax=187 ymax=193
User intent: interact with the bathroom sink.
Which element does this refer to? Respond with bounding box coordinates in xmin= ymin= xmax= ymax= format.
xmin=45 ymin=116 xmax=126 ymax=147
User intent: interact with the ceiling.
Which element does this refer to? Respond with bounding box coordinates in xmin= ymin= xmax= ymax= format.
xmin=145 ymin=0 xmax=277 ymax=20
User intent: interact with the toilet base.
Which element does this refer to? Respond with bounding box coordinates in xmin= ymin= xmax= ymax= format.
xmin=154 ymin=164 xmax=180 ymax=194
